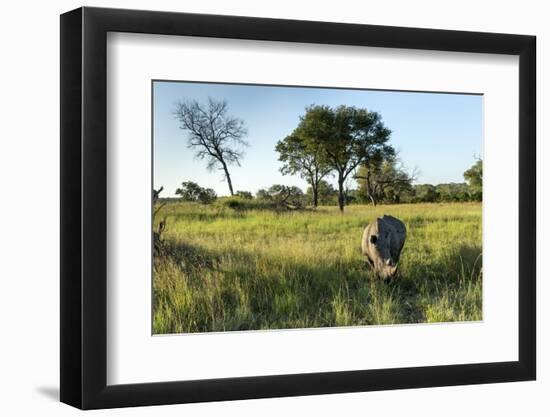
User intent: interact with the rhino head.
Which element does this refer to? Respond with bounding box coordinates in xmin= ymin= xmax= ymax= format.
xmin=361 ymin=215 xmax=406 ymax=280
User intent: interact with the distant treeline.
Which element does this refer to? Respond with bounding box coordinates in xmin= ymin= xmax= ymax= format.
xmin=165 ymin=157 xmax=482 ymax=210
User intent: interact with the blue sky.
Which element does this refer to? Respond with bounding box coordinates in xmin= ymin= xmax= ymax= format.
xmin=153 ymin=81 xmax=482 ymax=197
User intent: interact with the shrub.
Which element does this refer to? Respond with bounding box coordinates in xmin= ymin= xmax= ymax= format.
xmin=215 ymin=196 xmax=248 ymax=210
xmin=213 ymin=196 xmax=269 ymax=211
xmin=235 ymin=190 xmax=253 ymax=200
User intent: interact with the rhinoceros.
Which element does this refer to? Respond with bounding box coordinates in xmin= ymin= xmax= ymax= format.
xmin=361 ymin=215 xmax=406 ymax=280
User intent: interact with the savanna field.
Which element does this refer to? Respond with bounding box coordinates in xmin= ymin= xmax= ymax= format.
xmin=153 ymin=202 xmax=482 ymax=334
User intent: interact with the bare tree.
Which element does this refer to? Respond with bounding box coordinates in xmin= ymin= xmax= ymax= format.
xmin=152 ymin=186 xmax=166 ymax=217
xmin=173 ymin=98 xmax=248 ymax=195
xmin=356 ymin=156 xmax=418 ymax=205
xmin=152 ymin=186 xmax=167 ymax=258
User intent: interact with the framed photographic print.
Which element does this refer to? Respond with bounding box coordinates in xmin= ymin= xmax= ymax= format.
xmin=60 ymin=6 xmax=536 ymax=409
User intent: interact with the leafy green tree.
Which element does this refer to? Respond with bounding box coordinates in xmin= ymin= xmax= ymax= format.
xmin=175 ymin=181 xmax=202 ymax=201
xmin=197 ymin=188 xmax=217 ymax=204
xmin=275 ymin=131 xmax=331 ymax=207
xmin=464 ymin=159 xmax=482 ymax=201
xmin=173 ymin=98 xmax=248 ymax=196
xmin=175 ymin=181 xmax=217 ymax=204
xmin=435 ymin=183 xmax=471 ymax=202
xmin=413 ymin=184 xmax=438 ymax=203
xmin=296 ymin=105 xmax=393 ymax=212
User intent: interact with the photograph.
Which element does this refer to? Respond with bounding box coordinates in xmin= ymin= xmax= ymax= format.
xmin=152 ymin=81 xmax=483 ymax=335
xmin=51 ymin=3 xmax=540 ymax=412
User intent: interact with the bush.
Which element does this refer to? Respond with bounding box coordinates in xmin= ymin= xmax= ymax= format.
xmin=214 ymin=196 xmax=270 ymax=211
xmin=235 ymin=190 xmax=253 ymax=200
xmin=215 ymin=196 xmax=248 ymax=210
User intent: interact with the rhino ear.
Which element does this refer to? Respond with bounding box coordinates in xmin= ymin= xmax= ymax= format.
xmin=370 ymin=235 xmax=377 ymax=244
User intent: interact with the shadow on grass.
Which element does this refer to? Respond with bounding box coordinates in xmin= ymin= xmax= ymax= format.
xmin=154 ymin=238 xmax=482 ymax=332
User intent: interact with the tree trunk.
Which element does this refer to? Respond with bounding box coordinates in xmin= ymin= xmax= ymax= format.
xmin=368 ymin=192 xmax=377 ymax=206
xmin=337 ymin=176 xmax=345 ymax=213
xmin=220 ymin=160 xmax=234 ymax=196
xmin=312 ymin=179 xmax=319 ymax=208
xmin=365 ymin=170 xmax=376 ymax=206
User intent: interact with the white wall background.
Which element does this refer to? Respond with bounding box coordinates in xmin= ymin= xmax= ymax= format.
xmin=0 ymin=0 xmax=546 ymax=415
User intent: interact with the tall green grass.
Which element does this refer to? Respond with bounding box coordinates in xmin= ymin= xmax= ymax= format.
xmin=153 ymin=202 xmax=482 ymax=334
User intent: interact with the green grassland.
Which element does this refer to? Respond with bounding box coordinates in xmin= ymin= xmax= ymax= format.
xmin=153 ymin=202 xmax=482 ymax=334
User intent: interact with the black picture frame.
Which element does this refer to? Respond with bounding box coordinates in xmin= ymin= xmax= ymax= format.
xmin=60 ymin=6 xmax=536 ymax=410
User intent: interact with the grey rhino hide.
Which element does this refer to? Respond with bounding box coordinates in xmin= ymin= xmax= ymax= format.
xmin=361 ymin=215 xmax=406 ymax=279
